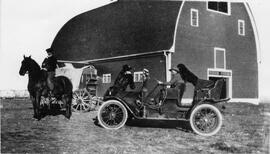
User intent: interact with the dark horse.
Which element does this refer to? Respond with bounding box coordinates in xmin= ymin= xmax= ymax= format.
xmin=19 ymin=55 xmax=73 ymax=120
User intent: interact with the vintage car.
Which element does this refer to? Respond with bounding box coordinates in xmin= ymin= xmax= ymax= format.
xmin=97 ymin=79 xmax=229 ymax=136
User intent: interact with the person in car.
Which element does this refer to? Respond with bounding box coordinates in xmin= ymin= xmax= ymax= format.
xmin=157 ymin=68 xmax=185 ymax=107
xmin=140 ymin=68 xmax=150 ymax=103
xmin=104 ymin=64 xmax=135 ymax=97
xmin=168 ymin=68 xmax=185 ymax=88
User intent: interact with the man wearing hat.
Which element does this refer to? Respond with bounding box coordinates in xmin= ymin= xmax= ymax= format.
xmin=141 ymin=68 xmax=150 ymax=101
xmin=167 ymin=67 xmax=184 ymax=88
xmin=42 ymin=48 xmax=58 ymax=93
xmin=156 ymin=67 xmax=185 ymax=108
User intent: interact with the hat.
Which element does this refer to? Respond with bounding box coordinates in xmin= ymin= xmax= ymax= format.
xmin=46 ymin=48 xmax=53 ymax=53
xmin=169 ymin=67 xmax=179 ymax=73
xmin=122 ymin=64 xmax=132 ymax=71
xmin=143 ymin=68 xmax=149 ymax=73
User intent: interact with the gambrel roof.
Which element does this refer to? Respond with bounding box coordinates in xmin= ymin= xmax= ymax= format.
xmin=51 ymin=1 xmax=182 ymax=61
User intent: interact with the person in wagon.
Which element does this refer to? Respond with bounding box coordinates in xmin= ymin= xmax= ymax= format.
xmin=41 ymin=48 xmax=58 ymax=94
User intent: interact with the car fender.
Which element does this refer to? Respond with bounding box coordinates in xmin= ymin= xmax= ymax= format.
xmin=186 ymin=99 xmax=227 ymax=119
xmin=103 ymin=96 xmax=138 ymax=117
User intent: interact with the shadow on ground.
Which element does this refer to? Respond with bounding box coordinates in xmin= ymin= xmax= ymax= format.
xmin=92 ymin=115 xmax=192 ymax=132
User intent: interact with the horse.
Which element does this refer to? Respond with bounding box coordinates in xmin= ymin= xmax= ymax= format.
xmin=19 ymin=55 xmax=73 ymax=120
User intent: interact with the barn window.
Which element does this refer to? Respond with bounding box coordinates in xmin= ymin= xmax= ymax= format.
xmin=190 ymin=9 xmax=199 ymax=27
xmin=207 ymin=1 xmax=230 ymax=15
xmin=134 ymin=71 xmax=143 ymax=82
xmin=238 ymin=20 xmax=245 ymax=36
xmin=214 ymin=47 xmax=226 ymax=69
xmin=102 ymin=74 xmax=111 ymax=83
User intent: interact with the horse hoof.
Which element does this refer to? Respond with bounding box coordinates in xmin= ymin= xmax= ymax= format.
xmin=65 ymin=114 xmax=71 ymax=119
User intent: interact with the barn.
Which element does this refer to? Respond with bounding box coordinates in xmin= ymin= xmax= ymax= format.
xmin=51 ymin=0 xmax=260 ymax=103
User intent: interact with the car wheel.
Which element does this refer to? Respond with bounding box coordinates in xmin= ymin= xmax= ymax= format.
xmin=190 ymin=104 xmax=222 ymax=136
xmin=97 ymin=100 xmax=128 ymax=130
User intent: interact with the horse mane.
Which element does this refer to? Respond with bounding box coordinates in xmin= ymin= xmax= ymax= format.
xmin=26 ymin=57 xmax=47 ymax=81
xmin=28 ymin=57 xmax=41 ymax=71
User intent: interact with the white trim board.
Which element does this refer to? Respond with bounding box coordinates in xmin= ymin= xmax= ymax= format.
xmin=207 ymin=68 xmax=232 ymax=99
xmin=190 ymin=8 xmax=199 ymax=27
xmin=238 ymin=19 xmax=246 ymax=36
xmin=229 ymin=98 xmax=259 ymax=105
xmin=58 ymin=50 xmax=165 ymax=64
xmin=164 ymin=51 xmax=172 ymax=82
xmin=170 ymin=0 xmax=185 ymax=53
xmin=181 ymin=98 xmax=259 ymax=105
xmin=244 ymin=2 xmax=261 ymax=101
xmin=214 ymin=47 xmax=226 ymax=69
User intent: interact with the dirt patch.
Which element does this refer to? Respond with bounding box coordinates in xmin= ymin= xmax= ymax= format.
xmin=1 ymin=99 xmax=269 ymax=153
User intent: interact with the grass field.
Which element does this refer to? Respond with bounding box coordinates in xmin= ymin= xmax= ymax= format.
xmin=1 ymin=99 xmax=269 ymax=153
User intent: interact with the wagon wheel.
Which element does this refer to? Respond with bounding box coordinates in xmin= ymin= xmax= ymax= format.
xmin=189 ymin=104 xmax=223 ymax=136
xmin=90 ymin=96 xmax=104 ymax=110
xmin=97 ymin=100 xmax=128 ymax=130
xmin=72 ymin=89 xmax=93 ymax=112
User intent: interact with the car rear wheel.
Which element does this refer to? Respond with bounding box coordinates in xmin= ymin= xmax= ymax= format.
xmin=190 ymin=104 xmax=222 ymax=136
xmin=97 ymin=100 xmax=128 ymax=130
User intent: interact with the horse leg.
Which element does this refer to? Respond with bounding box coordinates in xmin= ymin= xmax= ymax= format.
xmin=35 ymin=93 xmax=42 ymax=120
xmin=31 ymin=95 xmax=38 ymax=119
xmin=68 ymin=94 xmax=72 ymax=118
xmin=63 ymin=94 xmax=72 ymax=119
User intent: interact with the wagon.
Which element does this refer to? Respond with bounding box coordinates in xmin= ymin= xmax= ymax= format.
xmin=54 ymin=64 xmax=102 ymax=112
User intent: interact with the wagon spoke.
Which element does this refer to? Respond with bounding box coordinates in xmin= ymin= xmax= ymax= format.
xmin=75 ymin=93 xmax=80 ymax=99
xmin=83 ymin=99 xmax=91 ymax=102
xmin=83 ymin=104 xmax=88 ymax=110
xmin=76 ymin=104 xmax=80 ymax=110
xmin=84 ymin=103 xmax=91 ymax=107
xmin=81 ymin=90 xmax=86 ymax=97
xmin=80 ymin=104 xmax=83 ymax=111
xmin=83 ymin=95 xmax=90 ymax=99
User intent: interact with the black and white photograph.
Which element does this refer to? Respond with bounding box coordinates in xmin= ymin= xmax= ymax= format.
xmin=0 ymin=0 xmax=269 ymax=153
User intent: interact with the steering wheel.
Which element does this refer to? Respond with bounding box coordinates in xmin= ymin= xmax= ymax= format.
xmin=154 ymin=79 xmax=171 ymax=86
xmin=157 ymin=80 xmax=163 ymax=85
xmin=154 ymin=79 xmax=164 ymax=85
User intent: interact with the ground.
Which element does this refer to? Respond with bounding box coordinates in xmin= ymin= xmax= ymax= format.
xmin=1 ymin=99 xmax=269 ymax=154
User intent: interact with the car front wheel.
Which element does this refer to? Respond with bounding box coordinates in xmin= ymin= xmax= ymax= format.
xmin=97 ymin=100 xmax=128 ymax=130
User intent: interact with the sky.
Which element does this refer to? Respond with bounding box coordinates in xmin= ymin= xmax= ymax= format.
xmin=0 ymin=0 xmax=269 ymax=101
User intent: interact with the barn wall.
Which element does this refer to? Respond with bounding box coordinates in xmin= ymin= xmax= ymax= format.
xmin=173 ymin=1 xmax=258 ymax=98
xmin=92 ymin=53 xmax=166 ymax=97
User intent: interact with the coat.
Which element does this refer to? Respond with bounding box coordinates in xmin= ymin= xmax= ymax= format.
xmin=42 ymin=55 xmax=57 ymax=72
